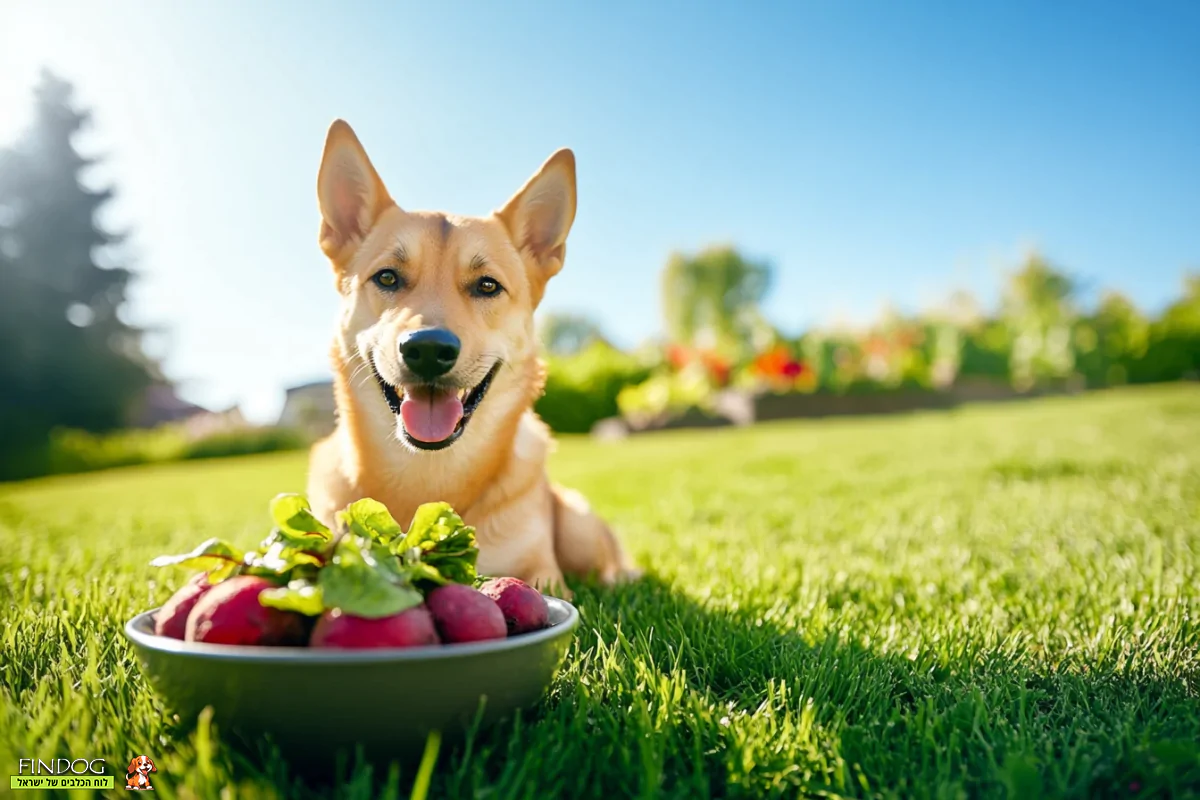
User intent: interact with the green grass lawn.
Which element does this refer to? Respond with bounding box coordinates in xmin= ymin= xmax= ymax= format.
xmin=2 ymin=386 xmax=1198 ymax=799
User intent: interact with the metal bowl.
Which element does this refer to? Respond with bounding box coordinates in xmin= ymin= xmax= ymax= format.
xmin=124 ymin=596 xmax=578 ymax=765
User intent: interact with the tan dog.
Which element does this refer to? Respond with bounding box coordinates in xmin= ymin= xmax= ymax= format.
xmin=305 ymin=120 xmax=634 ymax=594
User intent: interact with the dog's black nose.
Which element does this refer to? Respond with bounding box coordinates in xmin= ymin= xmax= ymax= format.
xmin=399 ymin=328 xmax=461 ymax=380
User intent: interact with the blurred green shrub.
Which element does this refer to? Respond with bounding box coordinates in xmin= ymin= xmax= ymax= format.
xmin=535 ymin=341 xmax=653 ymax=433
xmin=616 ymin=363 xmax=719 ymax=421
xmin=180 ymin=427 xmax=308 ymax=461
xmin=46 ymin=427 xmax=189 ymax=475
xmin=36 ymin=424 xmax=308 ymax=478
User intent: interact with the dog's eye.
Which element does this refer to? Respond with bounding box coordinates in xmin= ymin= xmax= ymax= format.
xmin=473 ymin=276 xmax=503 ymax=297
xmin=372 ymin=269 xmax=403 ymax=291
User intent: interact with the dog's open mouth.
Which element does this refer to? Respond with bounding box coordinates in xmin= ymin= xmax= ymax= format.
xmin=373 ymin=362 xmax=500 ymax=451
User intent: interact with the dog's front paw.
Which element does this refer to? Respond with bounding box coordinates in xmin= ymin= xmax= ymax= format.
xmin=616 ymin=566 xmax=644 ymax=583
xmin=527 ymin=571 xmax=573 ymax=601
xmin=596 ymin=565 xmax=644 ymax=586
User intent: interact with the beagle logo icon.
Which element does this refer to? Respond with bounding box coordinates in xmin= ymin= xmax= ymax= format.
xmin=124 ymin=755 xmax=157 ymax=791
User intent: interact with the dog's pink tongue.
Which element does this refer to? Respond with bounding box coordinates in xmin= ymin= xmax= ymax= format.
xmin=400 ymin=390 xmax=464 ymax=443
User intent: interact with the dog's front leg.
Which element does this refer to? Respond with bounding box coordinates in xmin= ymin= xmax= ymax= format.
xmin=472 ymin=484 xmax=572 ymax=598
xmin=550 ymin=484 xmax=639 ymax=585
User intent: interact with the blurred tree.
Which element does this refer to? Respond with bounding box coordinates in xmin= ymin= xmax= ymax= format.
xmin=1001 ymin=251 xmax=1078 ymax=390
xmin=538 ymin=312 xmax=607 ymax=356
xmin=958 ymin=320 xmax=1012 ymax=382
xmin=1162 ymin=273 xmax=1200 ymax=332
xmin=1074 ymin=291 xmax=1150 ymax=387
xmin=926 ymin=289 xmax=987 ymax=388
xmin=1134 ymin=272 xmax=1200 ymax=383
xmin=660 ymin=245 xmax=772 ymax=357
xmin=0 ymin=71 xmax=157 ymax=477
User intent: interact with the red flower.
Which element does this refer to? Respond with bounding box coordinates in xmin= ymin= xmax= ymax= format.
xmin=698 ymin=350 xmax=731 ymax=386
xmin=752 ymin=345 xmax=793 ymax=378
xmin=666 ymin=344 xmax=691 ymax=369
xmin=781 ymin=360 xmax=804 ymax=378
xmin=711 ymin=363 xmax=731 ymax=386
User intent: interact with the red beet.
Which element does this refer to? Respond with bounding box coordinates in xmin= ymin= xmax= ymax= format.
xmin=185 ymin=576 xmax=308 ymax=646
xmin=426 ymin=584 xmax=507 ymax=643
xmin=154 ymin=572 xmax=215 ymax=640
xmin=309 ymin=606 xmax=440 ymax=649
xmin=479 ymin=577 xmax=550 ymax=635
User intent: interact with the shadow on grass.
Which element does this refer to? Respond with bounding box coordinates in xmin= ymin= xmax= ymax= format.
xmin=986 ymin=457 xmax=1135 ymax=483
xmin=203 ymin=574 xmax=1198 ymax=799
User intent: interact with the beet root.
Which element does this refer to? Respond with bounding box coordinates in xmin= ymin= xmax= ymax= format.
xmin=154 ymin=572 xmax=215 ymax=640
xmin=425 ymin=584 xmax=507 ymax=643
xmin=184 ymin=575 xmax=308 ymax=646
xmin=479 ymin=577 xmax=550 ymax=635
xmin=309 ymin=606 xmax=440 ymax=649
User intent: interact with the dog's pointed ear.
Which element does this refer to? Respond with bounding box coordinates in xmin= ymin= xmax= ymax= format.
xmin=496 ymin=148 xmax=577 ymax=290
xmin=317 ymin=119 xmax=394 ymax=261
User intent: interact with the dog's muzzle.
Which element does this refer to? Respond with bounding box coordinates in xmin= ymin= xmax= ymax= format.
xmin=373 ymin=360 xmax=501 ymax=451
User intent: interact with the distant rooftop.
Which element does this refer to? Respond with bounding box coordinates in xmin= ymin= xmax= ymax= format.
xmin=285 ymin=379 xmax=334 ymax=395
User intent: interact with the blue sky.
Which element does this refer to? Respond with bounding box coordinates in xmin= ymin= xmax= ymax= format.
xmin=1 ymin=1 xmax=1197 ymax=423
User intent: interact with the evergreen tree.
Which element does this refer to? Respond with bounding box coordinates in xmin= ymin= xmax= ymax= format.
xmin=0 ymin=70 xmax=156 ymax=477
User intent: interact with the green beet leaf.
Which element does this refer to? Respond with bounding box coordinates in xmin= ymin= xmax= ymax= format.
xmin=246 ymin=537 xmax=324 ymax=574
xmin=405 ymin=560 xmax=451 ymax=587
xmin=337 ymin=498 xmax=404 ymax=545
xmin=420 ymin=526 xmax=478 ymax=585
xmin=149 ymin=538 xmax=246 ymax=581
xmin=265 ymin=528 xmax=330 ymax=555
xmin=257 ymin=526 xmax=330 ymax=559
xmin=400 ymin=502 xmax=465 ymax=551
xmin=270 ymin=493 xmax=332 ymax=539
xmin=259 ymin=579 xmax=325 ymax=616
xmin=368 ymin=541 xmax=412 ymax=581
xmin=397 ymin=502 xmax=479 ymax=586
xmin=319 ymin=535 xmax=422 ymax=619
xmin=206 ymin=560 xmax=242 ymax=584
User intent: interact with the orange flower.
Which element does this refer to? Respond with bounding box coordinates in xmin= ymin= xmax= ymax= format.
xmin=752 ymin=345 xmax=792 ymax=378
xmin=666 ymin=344 xmax=691 ymax=370
xmin=864 ymin=336 xmax=889 ymax=357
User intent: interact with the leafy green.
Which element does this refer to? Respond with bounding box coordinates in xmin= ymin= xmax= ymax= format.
xmin=149 ymin=537 xmax=245 ymax=582
xmin=405 ymin=560 xmax=451 ymax=587
xmin=399 ymin=502 xmax=466 ymax=551
xmin=270 ymin=529 xmax=330 ymax=553
xmin=259 ymin=579 xmax=325 ymax=616
xmin=397 ymin=502 xmax=479 ymax=586
xmin=269 ymin=493 xmax=332 ymax=539
xmin=207 ymin=561 xmax=241 ymax=583
xmin=318 ymin=535 xmax=422 ymax=619
xmin=337 ymin=498 xmax=404 ymax=544
xmin=244 ymin=535 xmax=324 ymax=574
xmin=153 ymin=493 xmax=480 ymax=619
